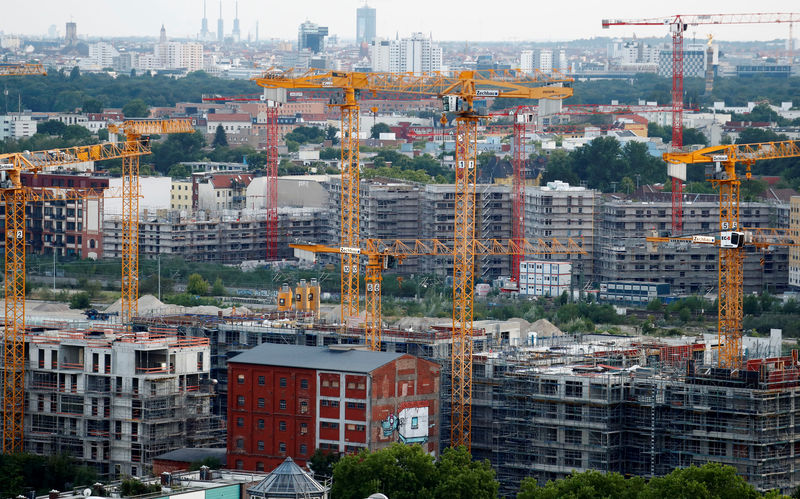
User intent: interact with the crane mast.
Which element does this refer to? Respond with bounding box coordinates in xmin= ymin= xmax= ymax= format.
xmin=0 ymin=141 xmax=150 ymax=452
xmin=256 ymin=69 xmax=573 ymax=450
xmin=602 ymin=12 xmax=800 ymax=235
xmin=659 ymin=140 xmax=800 ymax=367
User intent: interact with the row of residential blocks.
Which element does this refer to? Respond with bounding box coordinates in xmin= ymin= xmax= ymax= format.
xmin=5 ymin=172 xmax=796 ymax=293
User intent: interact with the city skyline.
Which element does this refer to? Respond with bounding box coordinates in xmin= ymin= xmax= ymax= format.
xmin=1 ymin=0 xmax=798 ymax=43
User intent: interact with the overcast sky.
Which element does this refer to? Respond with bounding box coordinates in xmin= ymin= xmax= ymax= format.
xmin=2 ymin=1 xmax=798 ymax=42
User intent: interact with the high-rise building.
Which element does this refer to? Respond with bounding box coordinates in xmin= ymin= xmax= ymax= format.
xmin=297 ymin=21 xmax=329 ymax=53
xmin=232 ymin=0 xmax=241 ymax=42
xmin=217 ymin=0 xmax=224 ymax=43
xmin=537 ymin=49 xmax=553 ymax=73
xmin=159 ymin=24 xmax=167 ymax=44
xmin=65 ymin=21 xmax=77 ymax=46
xmin=399 ymin=33 xmax=441 ymax=75
xmin=369 ymin=38 xmax=401 ymax=73
xmin=520 ymin=50 xmax=534 ymax=73
xmin=356 ymin=4 xmax=376 ymax=44
xmin=201 ymin=0 xmax=210 ymax=40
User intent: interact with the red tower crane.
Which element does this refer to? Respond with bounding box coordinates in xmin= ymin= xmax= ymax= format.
xmin=602 ymin=12 xmax=800 ymax=234
xmin=202 ymin=93 xmax=281 ymax=260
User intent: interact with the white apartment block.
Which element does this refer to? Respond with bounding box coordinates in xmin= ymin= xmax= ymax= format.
xmin=87 ymin=41 xmax=119 ymax=68
xmin=520 ymin=50 xmax=534 ymax=73
xmin=538 ymin=49 xmax=553 ymax=73
xmin=0 ymin=114 xmax=37 ymax=140
xmin=370 ymin=33 xmax=441 ymax=75
xmin=519 ymin=260 xmax=572 ymax=297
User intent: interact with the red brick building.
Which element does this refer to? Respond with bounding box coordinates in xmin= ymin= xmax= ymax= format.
xmin=227 ymin=344 xmax=440 ymax=472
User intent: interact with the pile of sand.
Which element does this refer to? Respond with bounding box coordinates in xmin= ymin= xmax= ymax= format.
xmin=104 ymin=294 xmax=166 ymax=314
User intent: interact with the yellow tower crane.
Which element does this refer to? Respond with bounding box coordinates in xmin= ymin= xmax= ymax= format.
xmin=649 ymin=140 xmax=800 ymax=368
xmin=0 ymin=64 xmax=46 ymax=76
xmin=256 ymin=69 xmax=574 ymax=450
xmin=107 ymin=119 xmax=194 ymax=324
xmin=0 ymin=141 xmax=150 ymax=452
xmin=291 ymin=237 xmax=587 ymax=350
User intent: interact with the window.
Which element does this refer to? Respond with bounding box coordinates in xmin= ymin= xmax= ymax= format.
xmin=236 ymin=417 xmax=244 ymax=427
xmin=331 ymin=380 xmax=339 ymax=388
xmin=411 ymin=417 xmax=419 ymax=429
xmin=258 ymin=376 xmax=265 ymax=385
xmin=357 ymin=382 xmax=366 ymax=390
xmin=280 ymin=399 xmax=287 ymax=410
xmin=279 ymin=442 xmax=287 ymax=453
xmin=236 ymin=438 xmax=244 ymax=449
xmin=237 ymin=374 xmax=245 ymax=384
xmin=258 ymin=398 xmax=265 ymax=408
xmin=322 ymin=379 xmax=330 ymax=388
xmin=280 ymin=377 xmax=287 ymax=387
xmin=279 ymin=421 xmax=287 ymax=431
xmin=347 ymin=382 xmax=356 ymax=389
xmin=258 ymin=419 xmax=264 ymax=430
xmin=257 ymin=440 xmax=264 ymax=451
xmin=300 ymin=444 xmax=307 ymax=455
xmin=237 ymin=395 xmax=245 ymax=406
xmin=300 ymin=399 xmax=309 ymax=414
xmin=300 ymin=423 xmax=308 ymax=435
xmin=256 ymin=462 xmax=264 ymax=472
xmin=301 ymin=379 xmax=309 ymax=389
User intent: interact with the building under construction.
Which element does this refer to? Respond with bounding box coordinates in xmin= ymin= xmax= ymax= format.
xmin=23 ymin=324 xmax=224 ymax=479
xmin=466 ymin=331 xmax=800 ymax=496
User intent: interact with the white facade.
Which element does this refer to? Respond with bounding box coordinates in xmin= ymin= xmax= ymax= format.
xmin=537 ymin=49 xmax=553 ymax=73
xmin=519 ymin=260 xmax=572 ymax=297
xmin=0 ymin=114 xmax=37 ymax=140
xmin=371 ymin=33 xmax=441 ymax=75
xmin=520 ymin=50 xmax=534 ymax=73
xmin=88 ymin=41 xmax=119 ymax=68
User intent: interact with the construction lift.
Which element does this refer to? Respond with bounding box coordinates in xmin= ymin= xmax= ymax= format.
xmin=603 ymin=12 xmax=800 ymax=234
xmin=255 ymin=69 xmax=574 ymax=449
xmin=107 ymin=119 xmax=194 ymax=324
xmin=0 ymin=141 xmax=151 ymax=452
xmin=647 ymin=140 xmax=800 ymax=368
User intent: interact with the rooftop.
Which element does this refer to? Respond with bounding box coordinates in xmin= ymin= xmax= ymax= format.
xmin=229 ymin=343 xmax=406 ymax=373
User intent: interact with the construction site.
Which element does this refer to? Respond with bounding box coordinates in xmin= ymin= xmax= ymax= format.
xmin=2 ymin=22 xmax=800 ymax=495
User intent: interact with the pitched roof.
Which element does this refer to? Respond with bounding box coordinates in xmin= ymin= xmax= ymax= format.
xmin=207 ymin=113 xmax=252 ymax=123
xmin=209 ymin=173 xmax=253 ymax=189
xmin=229 ymin=343 xmax=405 ymax=373
xmin=248 ymin=457 xmax=328 ymax=497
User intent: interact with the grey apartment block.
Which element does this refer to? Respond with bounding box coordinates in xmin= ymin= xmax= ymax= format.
xmin=524 ymin=182 xmax=597 ymax=283
xmin=24 ymin=329 xmax=222 ymax=479
xmin=595 ymin=198 xmax=788 ymax=294
xmin=103 ymin=208 xmax=329 ymax=263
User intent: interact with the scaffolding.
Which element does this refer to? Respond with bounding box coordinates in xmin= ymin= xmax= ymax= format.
xmin=21 ymin=326 xmax=224 ymax=479
xmin=474 ymin=336 xmax=800 ymax=496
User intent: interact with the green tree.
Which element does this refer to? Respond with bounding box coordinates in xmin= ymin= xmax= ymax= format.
xmin=69 ymin=292 xmax=90 ymax=309
xmin=122 ymin=98 xmax=149 ymax=118
xmin=212 ymin=124 xmax=228 ymax=148
xmin=81 ymin=98 xmax=104 ymax=113
xmin=62 ymin=124 xmax=93 ymax=142
xmin=36 ymin=120 xmax=67 ymax=136
xmin=518 ymin=470 xmax=645 ymax=499
xmin=643 ymin=462 xmax=761 ymax=499
xmin=371 ymin=122 xmax=392 ymax=138
xmin=97 ymin=128 xmax=109 ymax=141
xmin=187 ymin=273 xmax=210 ymax=295
xmin=168 ymin=163 xmax=190 ymax=178
xmin=620 ymin=176 xmax=635 ymax=194
xmin=736 ymin=127 xmax=788 ymax=145
xmin=319 ymin=147 xmax=339 ymax=160
xmin=433 ymin=446 xmax=498 ymax=499
xmin=211 ymin=277 xmax=225 ymax=296
xmin=332 ymin=443 xmax=436 ymax=499
xmin=308 ymin=449 xmax=340 ymax=480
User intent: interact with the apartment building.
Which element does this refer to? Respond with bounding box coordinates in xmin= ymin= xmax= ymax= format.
xmin=790 ymin=196 xmax=800 ymax=289
xmin=595 ymin=197 xmax=788 ymax=294
xmin=524 ymin=181 xmax=597 ymax=285
xmin=25 ymin=327 xmax=222 ymax=479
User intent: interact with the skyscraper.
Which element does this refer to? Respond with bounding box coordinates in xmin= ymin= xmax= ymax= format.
xmin=232 ymin=1 xmax=240 ymax=43
xmin=298 ymin=21 xmax=328 ymax=53
xmin=217 ymin=0 xmax=224 ymax=43
xmin=356 ymin=4 xmax=376 ymax=44
xmin=201 ymin=0 xmax=210 ymax=40
xmin=65 ymin=21 xmax=77 ymax=46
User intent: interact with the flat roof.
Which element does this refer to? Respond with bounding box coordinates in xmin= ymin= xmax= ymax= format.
xmin=229 ymin=344 xmax=406 ymax=373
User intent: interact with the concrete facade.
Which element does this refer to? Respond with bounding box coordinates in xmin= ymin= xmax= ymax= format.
xmin=24 ymin=327 xmax=221 ymax=479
